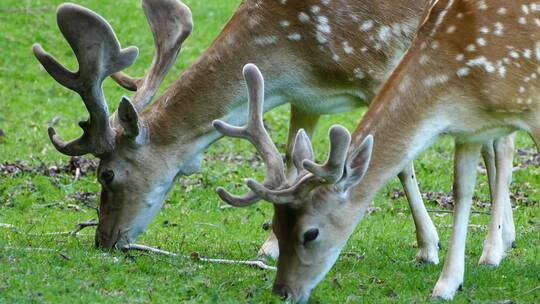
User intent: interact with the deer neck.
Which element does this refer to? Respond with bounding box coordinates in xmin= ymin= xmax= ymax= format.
xmin=347 ymin=49 xmax=453 ymax=219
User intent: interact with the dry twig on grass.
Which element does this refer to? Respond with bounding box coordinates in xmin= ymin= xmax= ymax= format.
xmin=0 ymin=219 xmax=97 ymax=236
xmin=2 ymin=221 xmax=275 ymax=270
xmin=123 ymin=244 xmax=276 ymax=271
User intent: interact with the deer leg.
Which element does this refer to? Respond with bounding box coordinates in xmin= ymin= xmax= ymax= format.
xmin=258 ymin=105 xmax=320 ymax=260
xmin=500 ymin=134 xmax=516 ymax=252
xmin=432 ymin=142 xmax=481 ymax=300
xmin=398 ymin=162 xmax=440 ymax=264
xmin=479 ymin=135 xmax=515 ymax=266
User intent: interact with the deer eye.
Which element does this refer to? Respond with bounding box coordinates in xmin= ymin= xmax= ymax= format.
xmin=101 ymin=170 xmax=115 ymax=183
xmin=303 ymin=228 xmax=319 ymax=244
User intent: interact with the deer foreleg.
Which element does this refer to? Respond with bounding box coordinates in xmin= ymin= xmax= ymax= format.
xmin=398 ymin=162 xmax=440 ymax=264
xmin=432 ymin=142 xmax=481 ymax=300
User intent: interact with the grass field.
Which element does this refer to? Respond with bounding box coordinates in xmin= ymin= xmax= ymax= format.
xmin=0 ymin=0 xmax=539 ymax=303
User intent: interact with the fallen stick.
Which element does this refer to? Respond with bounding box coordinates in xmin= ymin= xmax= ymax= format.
xmin=123 ymin=244 xmax=276 ymax=271
xmin=0 ymin=219 xmax=97 ymax=236
xmin=0 ymin=223 xmax=16 ymax=230
xmin=1 ymin=246 xmax=56 ymax=252
xmin=522 ymin=285 xmax=540 ymax=295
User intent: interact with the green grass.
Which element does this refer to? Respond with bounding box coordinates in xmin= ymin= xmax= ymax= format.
xmin=0 ymin=1 xmax=539 ymax=303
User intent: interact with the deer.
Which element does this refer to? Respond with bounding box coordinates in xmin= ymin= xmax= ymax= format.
xmin=33 ymin=0 xmax=513 ymax=267
xmin=213 ymin=1 xmax=540 ymax=301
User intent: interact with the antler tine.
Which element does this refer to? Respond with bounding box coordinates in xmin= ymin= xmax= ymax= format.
xmin=112 ymin=0 xmax=194 ymax=112
xmin=246 ymin=174 xmax=325 ymax=205
xmin=213 ymin=64 xmax=287 ymax=206
xmin=215 ymin=187 xmax=261 ymax=207
xmin=302 ymin=125 xmax=352 ymax=183
xmin=33 ymin=3 xmax=139 ymax=156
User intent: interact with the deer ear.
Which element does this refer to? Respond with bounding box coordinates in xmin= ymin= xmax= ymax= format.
xmin=118 ymin=96 xmax=140 ymax=139
xmin=292 ymin=129 xmax=315 ymax=170
xmin=339 ymin=135 xmax=373 ymax=189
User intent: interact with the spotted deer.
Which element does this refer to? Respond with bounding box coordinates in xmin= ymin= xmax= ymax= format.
xmin=34 ymin=0 xmax=512 ymax=267
xmin=213 ymin=1 xmax=540 ymax=301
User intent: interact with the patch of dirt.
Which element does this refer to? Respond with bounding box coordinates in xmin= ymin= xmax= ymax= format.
xmin=389 ymin=189 xmax=455 ymax=209
xmin=69 ymin=191 xmax=98 ymax=205
xmin=515 ymin=148 xmax=540 ymax=169
xmin=0 ymin=156 xmax=98 ymax=178
xmin=423 ymin=191 xmax=455 ymax=209
xmin=204 ymin=152 xmax=264 ymax=167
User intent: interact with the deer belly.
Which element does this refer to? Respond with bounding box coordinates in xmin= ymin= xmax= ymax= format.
xmin=290 ymin=89 xmax=370 ymax=115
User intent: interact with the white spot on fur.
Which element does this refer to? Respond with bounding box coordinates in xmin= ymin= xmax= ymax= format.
xmin=353 ymin=68 xmax=365 ymax=79
xmin=317 ymin=16 xmax=331 ymax=33
xmin=466 ymin=56 xmax=495 ymax=73
xmin=316 ymin=32 xmax=327 ymax=44
xmin=494 ymin=22 xmax=504 ymax=36
xmin=457 ymin=67 xmax=471 ymax=77
xmin=255 ymin=36 xmax=278 ymax=45
xmin=298 ymin=12 xmax=310 ymax=23
xmin=288 ymin=33 xmax=302 ymax=41
xmin=423 ymin=74 xmax=449 ymax=87
xmin=466 ymin=44 xmax=477 ymax=52
xmin=360 ymin=20 xmax=374 ymax=32
xmin=477 ymin=38 xmax=487 ymax=47
xmin=419 ymin=54 xmax=430 ymax=65
xmin=342 ymin=41 xmax=354 ymax=54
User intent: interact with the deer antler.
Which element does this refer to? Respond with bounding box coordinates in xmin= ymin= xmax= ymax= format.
xmin=214 ymin=64 xmax=356 ymax=206
xmin=245 ymin=126 xmax=353 ymax=204
xmin=213 ymin=64 xmax=287 ymax=206
xmin=33 ymin=3 xmax=138 ymax=156
xmin=111 ymin=0 xmax=193 ymax=112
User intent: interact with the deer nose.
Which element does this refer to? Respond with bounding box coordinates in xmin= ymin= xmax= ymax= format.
xmin=95 ymin=225 xmax=120 ymax=249
xmin=272 ymin=283 xmax=292 ymax=299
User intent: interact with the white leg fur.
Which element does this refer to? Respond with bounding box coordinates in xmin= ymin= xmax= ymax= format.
xmin=479 ymin=136 xmax=515 ymax=266
xmin=432 ymin=142 xmax=481 ymax=300
xmin=500 ymin=135 xmax=516 ymax=252
xmin=398 ymin=162 xmax=440 ymax=264
xmin=258 ymin=231 xmax=280 ymax=260
xmin=479 ymin=134 xmax=516 ymax=266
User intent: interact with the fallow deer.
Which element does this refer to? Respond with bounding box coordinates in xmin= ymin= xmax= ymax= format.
xmin=214 ymin=0 xmax=539 ymax=301
xmin=33 ymin=0 xmax=514 ymax=269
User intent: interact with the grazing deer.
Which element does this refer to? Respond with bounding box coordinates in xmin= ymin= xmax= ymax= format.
xmin=213 ymin=1 xmax=539 ymax=301
xmin=34 ymin=0 xmax=512 ymax=267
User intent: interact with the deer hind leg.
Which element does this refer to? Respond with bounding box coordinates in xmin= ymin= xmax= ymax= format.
xmin=480 ymin=136 xmax=516 ymax=254
xmin=432 ymin=141 xmax=482 ymax=300
xmin=479 ymin=135 xmax=515 ymax=266
xmin=258 ymin=105 xmax=320 ymax=260
xmin=398 ymin=162 xmax=440 ymax=264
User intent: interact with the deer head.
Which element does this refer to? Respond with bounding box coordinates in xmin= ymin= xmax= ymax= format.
xmin=214 ymin=64 xmax=373 ymax=302
xmin=33 ymin=0 xmax=193 ymax=249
